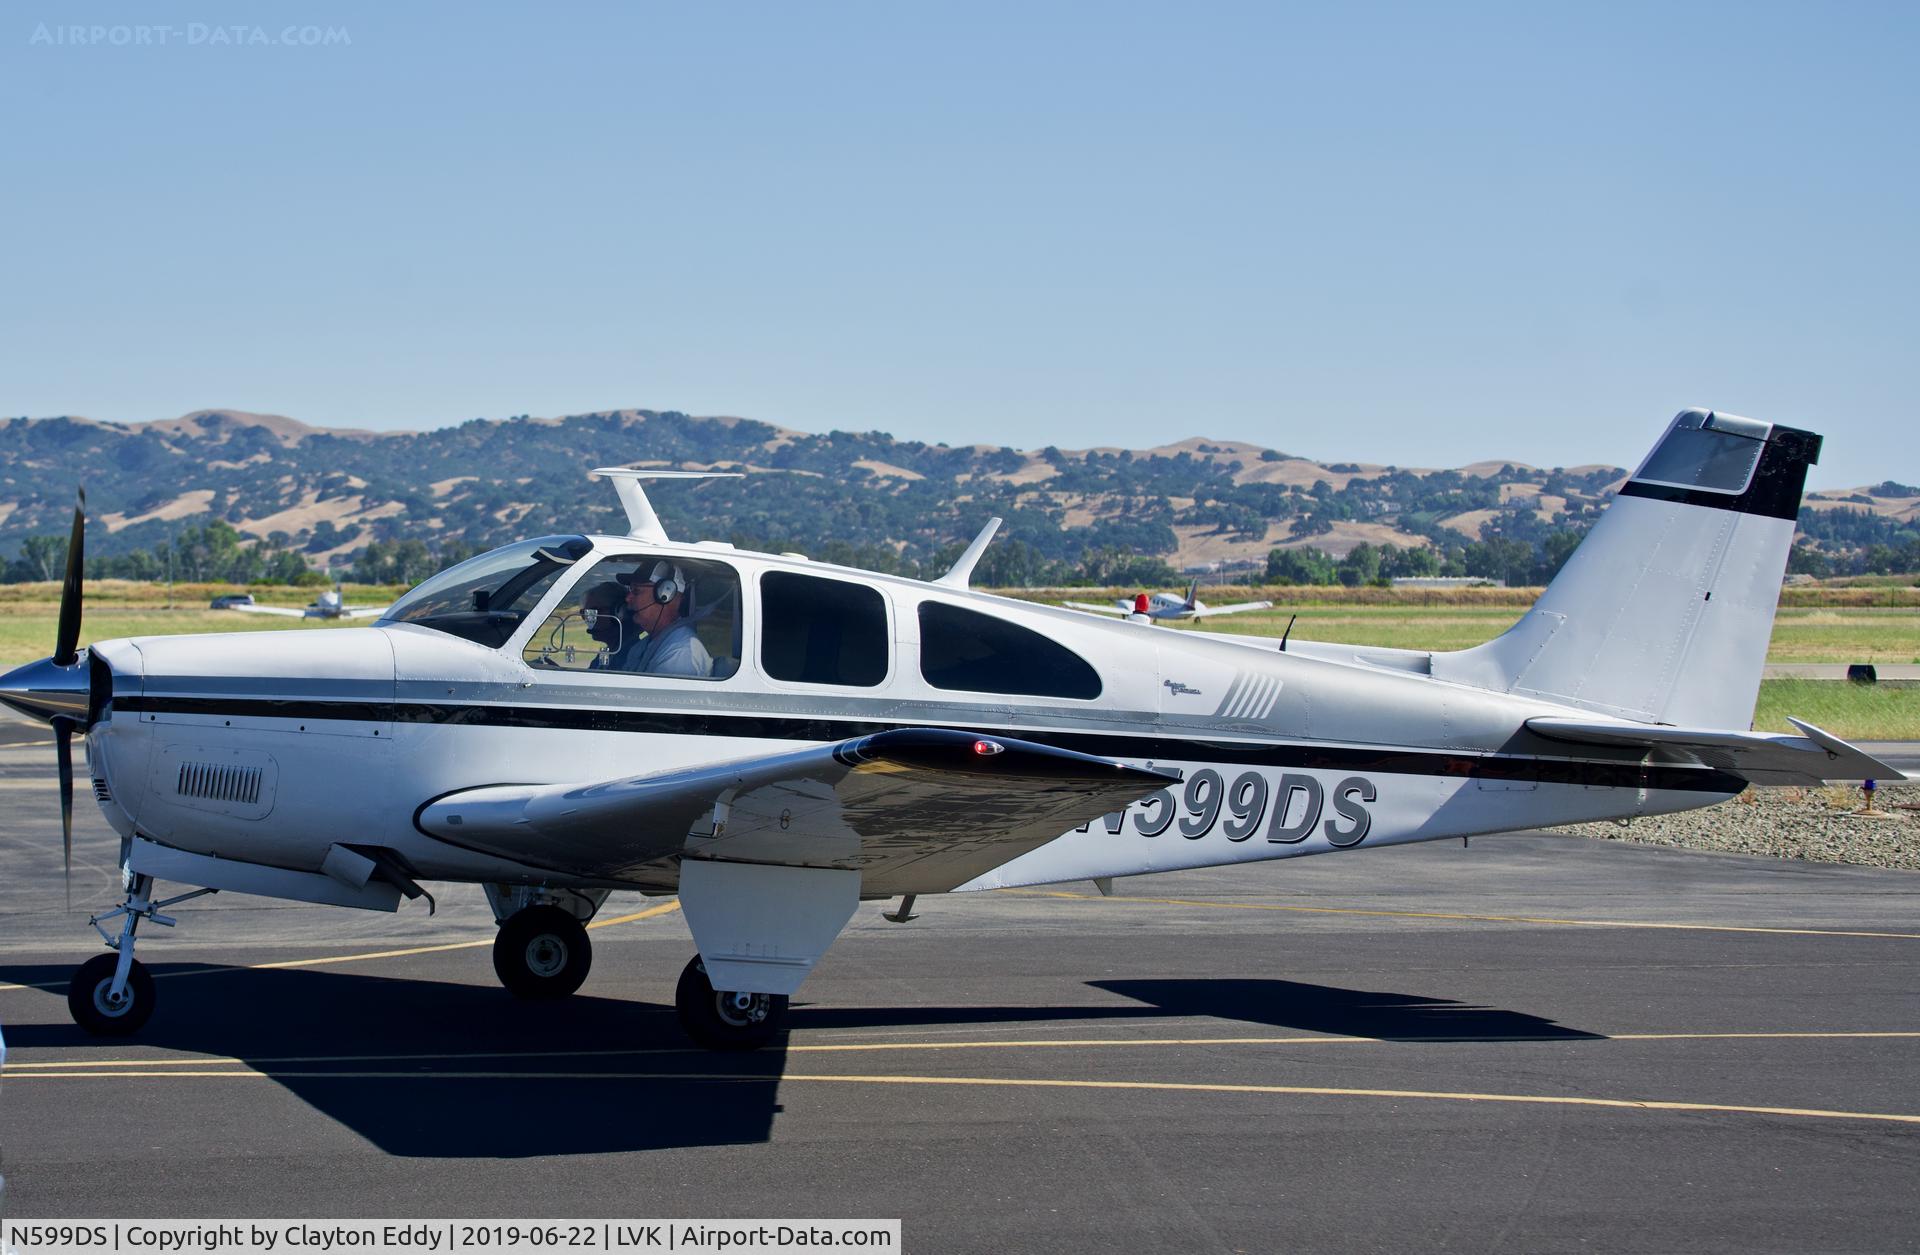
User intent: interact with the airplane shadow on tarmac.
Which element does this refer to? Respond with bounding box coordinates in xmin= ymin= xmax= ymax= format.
xmin=1 ymin=964 xmax=1596 ymax=1157
xmin=2 ymin=962 xmax=787 ymax=1158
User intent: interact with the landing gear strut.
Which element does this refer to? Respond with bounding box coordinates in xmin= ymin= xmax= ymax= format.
xmin=69 ymin=871 xmax=214 ymax=1036
xmin=492 ymin=905 xmax=592 ymax=999
xmin=674 ymin=956 xmax=787 ymax=1051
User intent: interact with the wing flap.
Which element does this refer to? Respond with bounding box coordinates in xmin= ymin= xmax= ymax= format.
xmin=418 ymin=728 xmax=1176 ymax=892
xmin=1526 ymin=715 xmax=1902 ymax=785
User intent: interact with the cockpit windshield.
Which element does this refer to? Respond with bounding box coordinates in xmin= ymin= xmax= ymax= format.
xmin=378 ymin=535 xmax=593 ymax=648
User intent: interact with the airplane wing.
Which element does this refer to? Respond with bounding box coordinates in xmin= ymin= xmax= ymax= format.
xmin=341 ymin=605 xmax=391 ymax=619
xmin=1525 ymin=715 xmax=1904 ymax=785
xmin=1061 ymin=601 xmax=1129 ymax=615
xmin=224 ymin=603 xmax=313 ymax=619
xmin=418 ymin=728 xmax=1178 ymax=891
xmin=1187 ymin=599 xmax=1274 ymax=619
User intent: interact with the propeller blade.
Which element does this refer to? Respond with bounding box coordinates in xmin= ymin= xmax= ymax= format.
xmin=55 ymin=716 xmax=74 ymax=908
xmin=54 ymin=487 xmax=86 ymax=666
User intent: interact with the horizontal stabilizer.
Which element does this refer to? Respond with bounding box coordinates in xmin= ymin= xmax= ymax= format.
xmin=418 ymin=728 xmax=1177 ymax=892
xmin=1525 ymin=715 xmax=1902 ymax=785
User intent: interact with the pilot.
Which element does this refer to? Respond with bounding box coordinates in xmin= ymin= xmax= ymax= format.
xmin=618 ymin=560 xmax=712 ymax=678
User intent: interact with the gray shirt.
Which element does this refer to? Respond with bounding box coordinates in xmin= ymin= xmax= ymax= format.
xmin=626 ymin=618 xmax=712 ymax=678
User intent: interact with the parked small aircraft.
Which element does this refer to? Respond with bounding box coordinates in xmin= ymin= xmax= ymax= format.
xmin=1065 ymin=580 xmax=1273 ymax=621
xmin=220 ymin=588 xmax=389 ymax=620
xmin=0 ymin=414 xmax=1899 ymax=1050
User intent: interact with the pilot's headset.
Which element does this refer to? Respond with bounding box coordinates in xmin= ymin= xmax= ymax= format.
xmin=647 ymin=560 xmax=689 ymax=605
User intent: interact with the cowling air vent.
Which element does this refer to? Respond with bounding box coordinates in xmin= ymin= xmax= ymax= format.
xmin=177 ymin=761 xmax=263 ymax=806
xmin=151 ymin=746 xmax=278 ymax=821
xmin=92 ymin=777 xmax=112 ymax=803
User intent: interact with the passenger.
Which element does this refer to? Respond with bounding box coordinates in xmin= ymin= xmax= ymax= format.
xmin=619 ymin=561 xmax=713 ymax=678
xmin=579 ymin=581 xmax=629 ymax=669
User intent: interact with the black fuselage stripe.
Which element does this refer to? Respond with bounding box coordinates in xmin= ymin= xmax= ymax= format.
xmin=117 ymin=695 xmax=1746 ymax=794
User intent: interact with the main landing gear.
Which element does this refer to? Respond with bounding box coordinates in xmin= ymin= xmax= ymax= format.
xmin=485 ymin=885 xmax=603 ymax=1000
xmin=493 ymin=906 xmax=592 ymax=999
xmin=674 ymin=956 xmax=787 ymax=1051
xmin=68 ymin=871 xmax=214 ymax=1036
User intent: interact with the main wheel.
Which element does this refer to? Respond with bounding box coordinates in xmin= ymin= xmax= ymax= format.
xmin=493 ymin=906 xmax=592 ymax=999
xmin=68 ymin=953 xmax=155 ymax=1036
xmin=675 ymin=956 xmax=787 ymax=1051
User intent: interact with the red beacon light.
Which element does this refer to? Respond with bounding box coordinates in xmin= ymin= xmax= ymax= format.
xmin=1133 ymin=593 xmax=1151 ymax=615
xmin=973 ymin=739 xmax=1005 ymax=756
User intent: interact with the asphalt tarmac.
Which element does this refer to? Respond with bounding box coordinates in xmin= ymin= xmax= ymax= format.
xmin=1 ymin=738 xmax=1917 ymax=1253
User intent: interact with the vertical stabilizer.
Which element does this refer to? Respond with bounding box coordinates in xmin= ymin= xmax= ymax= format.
xmin=1433 ymin=409 xmax=1820 ymax=729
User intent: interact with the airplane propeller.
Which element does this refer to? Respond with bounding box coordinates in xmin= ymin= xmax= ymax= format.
xmin=54 ymin=488 xmax=86 ymax=900
xmin=0 ymin=488 xmax=91 ymax=905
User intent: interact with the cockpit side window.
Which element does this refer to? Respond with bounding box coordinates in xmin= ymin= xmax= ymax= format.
xmin=379 ymin=536 xmax=592 ymax=648
xmin=524 ymin=555 xmax=742 ymax=680
xmin=918 ymin=602 xmax=1102 ymax=699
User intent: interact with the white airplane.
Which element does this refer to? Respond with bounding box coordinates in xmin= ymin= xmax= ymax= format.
xmin=1065 ymin=580 xmax=1273 ymax=621
xmin=223 ymin=588 xmax=389 ymax=620
xmin=0 ymin=415 xmax=1898 ymax=1051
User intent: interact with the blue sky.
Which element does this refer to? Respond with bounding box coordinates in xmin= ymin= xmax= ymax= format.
xmin=2 ymin=2 xmax=1914 ymax=485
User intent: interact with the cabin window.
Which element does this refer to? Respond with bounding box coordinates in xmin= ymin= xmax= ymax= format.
xmin=524 ymin=555 xmax=742 ymax=679
xmin=380 ymin=536 xmax=592 ymax=649
xmin=760 ymin=571 xmax=888 ymax=687
xmin=917 ymin=602 xmax=1102 ymax=699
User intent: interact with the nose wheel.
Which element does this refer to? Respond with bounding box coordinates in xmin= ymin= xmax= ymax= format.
xmin=492 ymin=905 xmax=592 ymax=999
xmin=674 ymin=955 xmax=787 ymax=1050
xmin=68 ymin=952 xmax=154 ymax=1036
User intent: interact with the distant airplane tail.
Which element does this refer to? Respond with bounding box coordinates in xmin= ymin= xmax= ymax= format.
xmin=1183 ymin=578 xmax=1198 ymax=611
xmin=1434 ymin=409 xmax=1819 ymax=730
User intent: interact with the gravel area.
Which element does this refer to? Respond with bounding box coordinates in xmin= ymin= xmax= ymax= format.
xmin=1550 ymin=781 xmax=1920 ymax=871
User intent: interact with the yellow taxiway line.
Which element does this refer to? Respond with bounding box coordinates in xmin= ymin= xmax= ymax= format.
xmin=3 ymin=1064 xmax=1915 ymax=1127
xmin=1005 ymin=889 xmax=1920 ymax=940
xmin=10 ymin=1029 xmax=1918 ymax=1072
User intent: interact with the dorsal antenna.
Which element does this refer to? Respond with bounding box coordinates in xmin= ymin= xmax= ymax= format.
xmin=591 ymin=468 xmax=743 ymax=543
xmin=934 ymin=517 xmax=1003 ymax=590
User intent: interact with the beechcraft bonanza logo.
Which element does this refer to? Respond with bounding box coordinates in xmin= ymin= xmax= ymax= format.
xmin=1163 ymin=679 xmax=1202 ymax=697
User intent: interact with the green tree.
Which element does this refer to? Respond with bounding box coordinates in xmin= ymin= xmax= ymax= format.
xmin=1265 ymin=546 xmax=1337 ymax=585
xmin=20 ymin=534 xmax=67 ymax=581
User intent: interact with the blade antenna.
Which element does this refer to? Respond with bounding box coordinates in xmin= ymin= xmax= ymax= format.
xmin=935 ymin=518 xmax=1003 ymax=590
xmin=590 ymin=469 xmax=744 ymax=543
xmin=1280 ymin=613 xmax=1296 ymax=652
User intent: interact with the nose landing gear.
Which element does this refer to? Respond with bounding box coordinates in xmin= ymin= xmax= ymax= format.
xmin=68 ymin=871 xmax=215 ymax=1036
xmin=68 ymin=952 xmax=154 ymax=1036
xmin=674 ymin=955 xmax=787 ymax=1051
